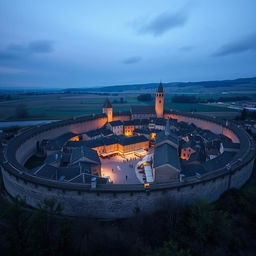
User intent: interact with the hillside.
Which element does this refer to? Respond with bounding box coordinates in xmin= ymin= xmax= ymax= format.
xmin=65 ymin=77 xmax=256 ymax=94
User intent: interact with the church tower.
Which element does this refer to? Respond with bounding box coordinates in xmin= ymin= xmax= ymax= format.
xmin=103 ymin=98 xmax=112 ymax=122
xmin=155 ymin=82 xmax=164 ymax=118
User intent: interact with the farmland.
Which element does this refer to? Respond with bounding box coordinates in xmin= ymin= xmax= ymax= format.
xmin=0 ymin=92 xmax=240 ymax=121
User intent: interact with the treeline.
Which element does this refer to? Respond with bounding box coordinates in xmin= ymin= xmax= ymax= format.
xmin=172 ymin=95 xmax=250 ymax=103
xmin=236 ymin=108 xmax=256 ymax=120
xmin=1 ymin=161 xmax=256 ymax=256
xmin=0 ymin=94 xmax=13 ymax=101
xmin=137 ymin=94 xmax=153 ymax=102
xmin=63 ymin=90 xmax=119 ymax=96
xmin=112 ymin=97 xmax=127 ymax=104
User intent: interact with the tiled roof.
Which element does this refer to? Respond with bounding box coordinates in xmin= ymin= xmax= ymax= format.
xmin=118 ymin=135 xmax=148 ymax=146
xmin=70 ymin=146 xmax=100 ymax=165
xmin=203 ymin=151 xmax=235 ymax=171
xmin=43 ymin=132 xmax=76 ymax=150
xmin=131 ymin=105 xmax=155 ymax=115
xmin=155 ymin=118 xmax=166 ymax=126
xmin=153 ymin=143 xmax=181 ymax=170
xmin=155 ymin=130 xmax=179 ymax=146
xmin=181 ymin=163 xmax=206 ymax=177
xmin=103 ymin=98 xmax=112 ymax=108
xmin=109 ymin=120 xmax=123 ymax=126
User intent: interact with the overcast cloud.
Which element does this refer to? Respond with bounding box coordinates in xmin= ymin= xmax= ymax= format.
xmin=0 ymin=0 xmax=255 ymax=88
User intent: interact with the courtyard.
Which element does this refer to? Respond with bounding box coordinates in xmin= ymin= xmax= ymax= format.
xmin=100 ymin=154 xmax=142 ymax=184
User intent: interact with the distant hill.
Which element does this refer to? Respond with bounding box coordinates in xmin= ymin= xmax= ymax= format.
xmin=64 ymin=77 xmax=256 ymax=94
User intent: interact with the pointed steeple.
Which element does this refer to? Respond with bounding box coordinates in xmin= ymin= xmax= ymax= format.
xmin=157 ymin=82 xmax=163 ymax=92
xmin=103 ymin=98 xmax=112 ymax=108
xmin=103 ymin=98 xmax=113 ymax=122
xmin=165 ymin=118 xmax=171 ymax=136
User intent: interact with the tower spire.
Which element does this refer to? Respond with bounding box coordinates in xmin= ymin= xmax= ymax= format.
xmin=155 ymin=81 xmax=164 ymax=117
xmin=103 ymin=98 xmax=112 ymax=108
xmin=157 ymin=81 xmax=163 ymax=92
xmin=102 ymin=98 xmax=113 ymax=122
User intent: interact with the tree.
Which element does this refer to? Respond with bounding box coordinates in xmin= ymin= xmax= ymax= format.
xmin=240 ymin=108 xmax=248 ymax=120
xmin=137 ymin=94 xmax=153 ymax=102
xmin=2 ymin=197 xmax=31 ymax=256
xmin=176 ymin=200 xmax=231 ymax=255
xmin=151 ymin=241 xmax=191 ymax=256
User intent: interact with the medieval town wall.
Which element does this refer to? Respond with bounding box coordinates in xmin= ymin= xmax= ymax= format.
xmin=1 ymin=112 xmax=255 ymax=219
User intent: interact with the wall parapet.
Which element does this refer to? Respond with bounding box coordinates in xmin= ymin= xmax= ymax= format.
xmin=1 ymin=111 xmax=255 ymax=194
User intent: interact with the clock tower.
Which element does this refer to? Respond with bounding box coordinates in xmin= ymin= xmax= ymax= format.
xmin=155 ymin=82 xmax=164 ymax=118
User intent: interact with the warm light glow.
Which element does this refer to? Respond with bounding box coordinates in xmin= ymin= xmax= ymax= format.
xmin=69 ymin=136 xmax=79 ymax=141
xmin=144 ymin=183 xmax=150 ymax=188
xmin=124 ymin=131 xmax=133 ymax=136
xmin=180 ymin=155 xmax=189 ymax=160
xmin=150 ymin=132 xmax=156 ymax=140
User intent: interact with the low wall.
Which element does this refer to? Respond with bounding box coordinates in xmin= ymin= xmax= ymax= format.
xmin=1 ymin=111 xmax=255 ymax=219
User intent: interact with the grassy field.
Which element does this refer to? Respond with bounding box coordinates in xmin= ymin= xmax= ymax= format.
xmin=0 ymin=93 xmax=240 ymax=121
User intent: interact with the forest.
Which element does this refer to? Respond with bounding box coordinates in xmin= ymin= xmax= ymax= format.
xmin=0 ymin=161 xmax=255 ymax=256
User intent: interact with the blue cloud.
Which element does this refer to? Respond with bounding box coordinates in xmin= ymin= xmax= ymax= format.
xmin=135 ymin=9 xmax=189 ymax=37
xmin=122 ymin=56 xmax=141 ymax=64
xmin=213 ymin=33 xmax=256 ymax=57
xmin=179 ymin=45 xmax=194 ymax=52
xmin=0 ymin=40 xmax=54 ymax=61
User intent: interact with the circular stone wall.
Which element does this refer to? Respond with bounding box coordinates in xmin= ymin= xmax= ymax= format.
xmin=1 ymin=111 xmax=255 ymax=219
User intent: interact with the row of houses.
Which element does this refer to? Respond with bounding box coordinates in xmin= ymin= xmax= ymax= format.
xmin=66 ymin=135 xmax=149 ymax=157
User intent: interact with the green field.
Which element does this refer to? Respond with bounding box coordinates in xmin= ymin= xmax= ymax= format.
xmin=0 ymin=93 xmax=240 ymax=121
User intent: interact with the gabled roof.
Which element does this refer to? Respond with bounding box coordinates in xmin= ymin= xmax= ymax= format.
xmin=131 ymin=105 xmax=155 ymax=115
xmin=123 ymin=120 xmax=135 ymax=126
xmin=43 ymin=132 xmax=76 ymax=151
xmin=103 ymin=135 xmax=119 ymax=145
xmin=100 ymin=127 xmax=113 ymax=136
xmin=85 ymin=129 xmax=101 ymax=138
xmin=70 ymin=146 xmax=100 ymax=165
xmin=118 ymin=135 xmax=148 ymax=146
xmin=103 ymin=98 xmax=112 ymax=108
xmin=153 ymin=143 xmax=181 ymax=170
xmin=155 ymin=130 xmax=179 ymax=146
xmin=66 ymin=140 xmax=90 ymax=148
xmin=203 ymin=151 xmax=235 ymax=171
xmin=109 ymin=120 xmax=123 ymax=126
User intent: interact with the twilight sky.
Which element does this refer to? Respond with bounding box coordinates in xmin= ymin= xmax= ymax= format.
xmin=0 ymin=0 xmax=256 ymax=88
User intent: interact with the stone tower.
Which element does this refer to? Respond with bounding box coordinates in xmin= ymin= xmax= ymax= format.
xmin=155 ymin=82 xmax=164 ymax=118
xmin=103 ymin=98 xmax=112 ymax=122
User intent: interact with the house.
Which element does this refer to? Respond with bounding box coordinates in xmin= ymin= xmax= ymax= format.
xmin=68 ymin=146 xmax=101 ymax=176
xmin=153 ymin=119 xmax=181 ymax=182
xmin=107 ymin=120 xmax=123 ymax=135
